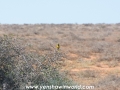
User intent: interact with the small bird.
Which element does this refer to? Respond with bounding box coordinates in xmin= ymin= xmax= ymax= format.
xmin=56 ymin=43 xmax=60 ymax=50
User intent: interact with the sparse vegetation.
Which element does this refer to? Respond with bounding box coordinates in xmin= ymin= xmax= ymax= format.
xmin=93 ymin=75 xmax=120 ymax=90
xmin=79 ymin=70 xmax=99 ymax=78
xmin=0 ymin=23 xmax=120 ymax=90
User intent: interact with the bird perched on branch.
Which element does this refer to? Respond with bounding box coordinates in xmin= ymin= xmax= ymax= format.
xmin=56 ymin=43 xmax=60 ymax=50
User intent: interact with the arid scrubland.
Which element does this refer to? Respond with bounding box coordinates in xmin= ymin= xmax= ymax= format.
xmin=0 ymin=23 xmax=120 ymax=90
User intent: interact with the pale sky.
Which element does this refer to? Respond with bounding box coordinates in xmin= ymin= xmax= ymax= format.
xmin=0 ymin=0 xmax=120 ymax=24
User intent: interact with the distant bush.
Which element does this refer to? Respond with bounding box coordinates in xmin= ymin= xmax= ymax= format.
xmin=79 ymin=70 xmax=99 ymax=78
xmin=93 ymin=75 xmax=120 ymax=90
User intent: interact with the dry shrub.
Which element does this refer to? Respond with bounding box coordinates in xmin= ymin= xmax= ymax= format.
xmin=79 ymin=70 xmax=99 ymax=78
xmin=98 ymin=43 xmax=120 ymax=62
xmin=93 ymin=75 xmax=120 ymax=90
xmin=0 ymin=35 xmax=73 ymax=90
